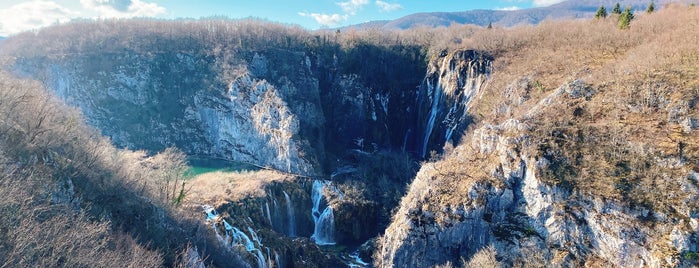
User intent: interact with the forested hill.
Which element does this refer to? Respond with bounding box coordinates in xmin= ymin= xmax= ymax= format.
xmin=346 ymin=0 xmax=680 ymax=30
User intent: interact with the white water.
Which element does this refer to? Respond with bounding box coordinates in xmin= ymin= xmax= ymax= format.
xmin=203 ymin=205 xmax=269 ymax=268
xmin=283 ymin=190 xmax=296 ymax=237
xmin=348 ymin=250 xmax=370 ymax=268
xmin=313 ymin=207 xmax=336 ymax=245
xmin=421 ymin=56 xmax=488 ymax=158
xmin=274 ymin=251 xmax=281 ymax=268
xmin=310 ymin=180 xmax=336 ymax=245
xmin=264 ymin=201 xmax=272 ymax=227
xmin=421 ymin=62 xmax=446 ymax=158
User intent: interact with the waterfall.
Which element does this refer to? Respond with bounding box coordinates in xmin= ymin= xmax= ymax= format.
xmin=421 ymin=53 xmax=489 ymax=158
xmin=313 ymin=207 xmax=336 ymax=245
xmin=402 ymin=128 xmax=411 ymax=152
xmin=348 ymin=250 xmax=370 ymax=268
xmin=422 ymin=74 xmax=443 ymax=158
xmin=272 ymin=195 xmax=280 ymax=231
xmin=274 ymin=251 xmax=281 ymax=268
xmin=283 ymin=190 xmax=296 ymax=237
xmin=311 ymin=180 xmax=336 ymax=245
xmin=203 ymin=205 xmax=269 ymax=268
xmin=264 ymin=201 xmax=272 ymax=227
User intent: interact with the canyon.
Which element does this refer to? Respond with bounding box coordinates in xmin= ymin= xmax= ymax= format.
xmin=2 ymin=6 xmax=699 ymax=267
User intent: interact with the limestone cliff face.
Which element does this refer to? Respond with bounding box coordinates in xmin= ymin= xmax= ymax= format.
xmin=10 ymin=46 xmax=490 ymax=176
xmin=11 ymin=43 xmax=443 ymax=175
xmin=378 ymin=82 xmax=699 ymax=267
xmin=14 ymin=51 xmax=323 ymax=175
xmin=416 ymin=50 xmax=492 ymax=158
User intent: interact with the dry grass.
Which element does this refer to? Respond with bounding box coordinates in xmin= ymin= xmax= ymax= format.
xmin=446 ymin=5 xmax=699 ymax=123
xmin=185 ymin=169 xmax=292 ymax=206
xmin=397 ymin=5 xmax=699 ymax=227
xmin=0 ymin=73 xmax=249 ymax=267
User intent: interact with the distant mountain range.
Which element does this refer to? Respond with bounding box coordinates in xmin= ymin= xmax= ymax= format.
xmin=346 ymin=0 xmax=687 ymax=30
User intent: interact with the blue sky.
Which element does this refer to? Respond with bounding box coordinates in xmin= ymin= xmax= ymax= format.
xmin=0 ymin=0 xmax=566 ymax=36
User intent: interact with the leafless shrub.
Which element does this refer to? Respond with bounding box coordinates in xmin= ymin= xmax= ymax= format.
xmin=464 ymin=245 xmax=500 ymax=268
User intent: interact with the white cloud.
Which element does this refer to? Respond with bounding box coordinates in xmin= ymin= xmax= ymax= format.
xmin=532 ymin=0 xmax=565 ymax=7
xmin=80 ymin=0 xmax=165 ymax=18
xmin=496 ymin=6 xmax=521 ymax=11
xmin=298 ymin=12 xmax=349 ymax=26
xmin=375 ymin=1 xmax=402 ymax=12
xmin=338 ymin=0 xmax=369 ymax=15
xmin=0 ymin=1 xmax=78 ymax=36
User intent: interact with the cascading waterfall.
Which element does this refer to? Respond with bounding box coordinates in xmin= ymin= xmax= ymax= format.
xmin=421 ymin=52 xmax=491 ymax=158
xmin=264 ymin=201 xmax=272 ymax=227
xmin=421 ymin=77 xmax=442 ymax=158
xmin=283 ymin=190 xmax=296 ymax=237
xmin=310 ymin=180 xmax=336 ymax=245
xmin=421 ymin=57 xmax=450 ymax=158
xmin=274 ymin=251 xmax=281 ymax=268
xmin=272 ymin=195 xmax=280 ymax=231
xmin=203 ymin=205 xmax=269 ymax=268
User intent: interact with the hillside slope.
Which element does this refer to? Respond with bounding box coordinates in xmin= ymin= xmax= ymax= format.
xmin=347 ymin=0 xmax=679 ymax=30
xmin=0 ymin=74 xmax=251 ymax=267
xmin=378 ymin=5 xmax=699 ymax=267
xmin=0 ymin=3 xmax=697 ymax=268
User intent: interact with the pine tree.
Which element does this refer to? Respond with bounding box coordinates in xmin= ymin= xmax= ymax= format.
xmin=618 ymin=7 xmax=635 ymax=29
xmin=612 ymin=3 xmax=622 ymax=14
xmin=595 ymin=6 xmax=608 ymax=19
xmin=646 ymin=1 xmax=655 ymax=13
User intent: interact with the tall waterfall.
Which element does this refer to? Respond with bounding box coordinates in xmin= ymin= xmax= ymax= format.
xmin=419 ymin=50 xmax=491 ymax=158
xmin=421 ymin=77 xmax=443 ymax=158
xmin=310 ymin=180 xmax=336 ymax=245
xmin=283 ymin=190 xmax=296 ymax=237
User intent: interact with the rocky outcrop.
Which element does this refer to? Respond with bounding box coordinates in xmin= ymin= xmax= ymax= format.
xmin=378 ymin=83 xmax=699 ymax=267
xmin=10 ymin=42 xmax=491 ymax=176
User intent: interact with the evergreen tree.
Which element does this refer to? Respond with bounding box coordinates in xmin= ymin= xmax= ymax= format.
xmin=595 ymin=6 xmax=608 ymax=19
xmin=612 ymin=3 xmax=622 ymax=14
xmin=618 ymin=7 xmax=635 ymax=29
xmin=646 ymin=1 xmax=655 ymax=13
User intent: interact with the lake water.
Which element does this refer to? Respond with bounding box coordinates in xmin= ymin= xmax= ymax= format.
xmin=185 ymin=158 xmax=260 ymax=178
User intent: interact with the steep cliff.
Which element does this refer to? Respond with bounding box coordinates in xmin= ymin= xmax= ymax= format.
xmin=378 ymin=7 xmax=699 ymax=267
xmin=12 ymin=48 xmax=324 ymax=175
xmin=4 ymin=21 xmax=439 ymax=176
xmin=380 ymin=86 xmax=699 ymax=266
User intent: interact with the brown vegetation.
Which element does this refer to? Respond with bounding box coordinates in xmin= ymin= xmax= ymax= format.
xmin=186 ymin=169 xmax=292 ymax=206
xmin=0 ymin=74 xmax=246 ymax=267
xmin=407 ymin=4 xmax=699 ymax=214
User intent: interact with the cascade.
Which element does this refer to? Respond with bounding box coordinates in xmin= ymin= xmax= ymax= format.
xmin=203 ymin=205 xmax=270 ymax=268
xmin=421 ymin=57 xmax=450 ymax=158
xmin=264 ymin=201 xmax=272 ymax=227
xmin=310 ymin=180 xmax=336 ymax=245
xmin=348 ymin=250 xmax=370 ymax=268
xmin=422 ymin=77 xmax=442 ymax=158
xmin=272 ymin=195 xmax=280 ymax=231
xmin=274 ymin=251 xmax=281 ymax=268
xmin=420 ymin=52 xmax=490 ymax=158
xmin=283 ymin=190 xmax=296 ymax=237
